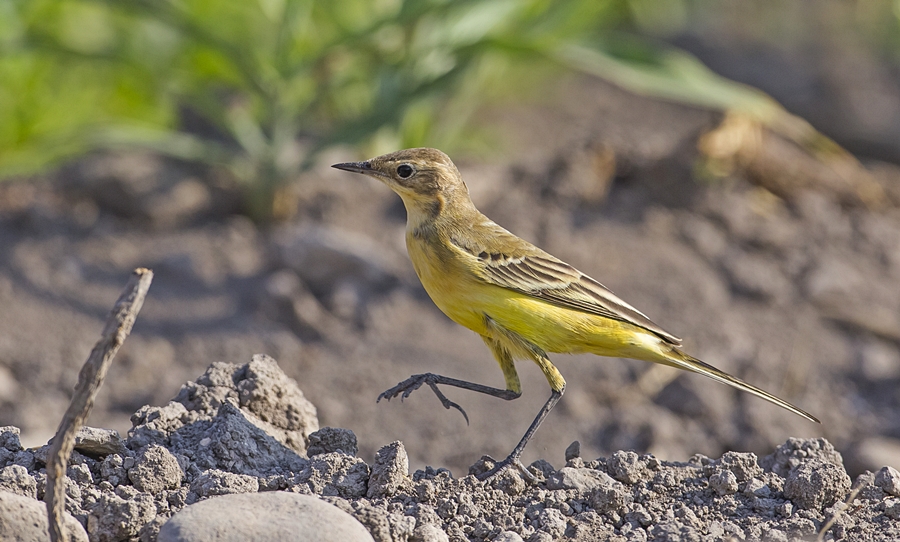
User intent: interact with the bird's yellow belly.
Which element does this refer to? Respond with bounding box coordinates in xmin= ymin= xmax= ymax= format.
xmin=424 ymin=275 xmax=652 ymax=358
xmin=407 ymin=233 xmax=665 ymax=362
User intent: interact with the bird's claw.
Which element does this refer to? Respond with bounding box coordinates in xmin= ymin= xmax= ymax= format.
xmin=377 ymin=374 xmax=427 ymax=403
xmin=475 ymin=456 xmax=537 ymax=484
xmin=376 ymin=373 xmax=469 ymax=424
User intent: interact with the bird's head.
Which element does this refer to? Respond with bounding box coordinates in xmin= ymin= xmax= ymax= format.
xmin=332 ymin=148 xmax=470 ymax=219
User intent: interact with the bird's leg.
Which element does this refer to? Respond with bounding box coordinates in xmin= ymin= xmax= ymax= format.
xmin=478 ymin=349 xmax=567 ymax=482
xmin=476 ymin=386 xmax=564 ymax=481
xmin=377 ymin=373 xmax=520 ymax=425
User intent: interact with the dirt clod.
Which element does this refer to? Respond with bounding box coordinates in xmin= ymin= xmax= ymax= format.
xmin=3 ymin=357 xmax=897 ymax=541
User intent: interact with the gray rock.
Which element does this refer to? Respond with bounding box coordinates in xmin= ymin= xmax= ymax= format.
xmin=760 ymin=438 xmax=845 ymax=478
xmin=144 ymin=356 xmax=318 ymax=458
xmin=564 ymin=441 xmax=581 ymax=461
xmin=87 ymin=491 xmax=156 ymax=542
xmin=189 ymin=469 xmax=259 ymax=498
xmin=589 ymin=481 xmax=632 ymax=513
xmin=298 ymin=452 xmax=370 ymax=499
xmin=307 ymin=427 xmax=358 ymax=457
xmin=0 ymin=427 xmax=23 ymax=466
xmin=0 ymin=465 xmax=37 ymax=498
xmin=168 ymin=401 xmax=307 ymax=477
xmin=367 ymin=441 xmax=408 ymax=498
xmin=547 ymin=467 xmax=615 ymax=492
xmin=0 ymin=426 xmax=23 ymax=451
xmin=159 ymin=492 xmax=375 ymax=542
xmin=129 ymin=445 xmax=184 ymax=493
xmin=784 ymin=459 xmax=851 ymax=509
xmin=73 ymin=426 xmax=127 ymax=456
xmin=493 ymin=531 xmax=525 ymax=542
xmin=0 ymin=490 xmax=88 ymax=542
xmin=709 ymin=470 xmax=739 ymax=496
xmin=528 ymin=530 xmax=554 ymax=542
xmin=875 ymin=466 xmax=900 ymax=497
xmin=128 ymin=400 xmax=192 ymax=450
xmin=708 ymin=451 xmax=763 ymax=482
xmin=885 ymin=499 xmax=900 ymax=520
xmin=99 ymin=454 xmax=128 ymax=487
xmin=412 ymin=524 xmax=450 ymax=542
xmin=537 ymin=508 xmax=567 ymax=538
xmin=607 ymin=451 xmax=648 ymax=484
xmin=236 ymin=354 xmax=319 ymax=455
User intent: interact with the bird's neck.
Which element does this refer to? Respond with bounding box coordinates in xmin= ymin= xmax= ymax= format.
xmin=403 ymin=191 xmax=480 ymax=241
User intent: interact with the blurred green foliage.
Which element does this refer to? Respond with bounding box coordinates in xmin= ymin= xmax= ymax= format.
xmin=1 ymin=0 xmax=897 ymax=220
xmin=0 ymin=0 xmax=625 ymax=219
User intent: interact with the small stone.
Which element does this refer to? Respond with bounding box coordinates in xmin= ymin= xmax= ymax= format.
xmin=527 ymin=459 xmax=556 ymax=480
xmin=0 ymin=465 xmax=37 ymax=498
xmin=494 ymin=531 xmax=525 ymax=542
xmin=411 ymin=523 xmax=451 ymax=542
xmin=761 ymin=438 xmax=845 ymax=478
xmin=298 ymin=452 xmax=370 ymax=499
xmin=885 ymin=498 xmax=900 ymax=520
xmin=608 ymin=451 xmax=647 ymax=484
xmin=158 ymin=492 xmax=374 ymax=542
xmin=190 ymin=469 xmax=259 ymax=498
xmin=875 ymin=466 xmax=900 ymax=497
xmin=0 ymin=426 xmax=23 ymax=452
xmin=784 ymin=460 xmax=851 ymax=510
xmin=744 ymin=478 xmax=771 ymax=497
xmin=712 ymin=451 xmax=763 ymax=482
xmin=129 ymin=445 xmax=184 ymax=494
xmin=367 ymin=441 xmax=408 ymax=498
xmin=236 ymin=354 xmax=320 ymax=455
xmin=565 ymin=441 xmax=581 ymax=461
xmin=547 ymin=467 xmax=615 ymax=492
xmin=73 ymin=427 xmax=127 ymax=456
xmin=307 ymin=427 xmax=358 ymax=457
xmin=538 ymin=508 xmax=567 ymax=538
xmin=777 ymin=502 xmax=793 ymax=517
xmin=0 ymin=490 xmax=88 ymax=542
xmin=709 ymin=470 xmax=739 ymax=496
xmin=589 ymin=482 xmax=632 ymax=513
xmin=88 ymin=491 xmax=157 ymax=542
xmin=490 ymin=468 xmax=527 ymax=495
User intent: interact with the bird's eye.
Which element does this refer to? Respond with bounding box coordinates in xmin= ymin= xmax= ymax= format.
xmin=397 ymin=164 xmax=414 ymax=178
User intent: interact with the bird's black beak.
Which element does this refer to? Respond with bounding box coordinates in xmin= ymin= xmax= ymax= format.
xmin=331 ymin=161 xmax=373 ymax=174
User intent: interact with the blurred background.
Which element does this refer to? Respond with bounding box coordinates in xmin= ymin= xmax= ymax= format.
xmin=1 ymin=0 xmax=899 ymax=477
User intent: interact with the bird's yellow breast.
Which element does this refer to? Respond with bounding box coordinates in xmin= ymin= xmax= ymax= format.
xmin=405 ymin=231 xmax=661 ymax=361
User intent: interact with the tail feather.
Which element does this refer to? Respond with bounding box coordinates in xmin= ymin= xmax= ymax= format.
xmin=665 ymin=350 xmax=820 ymax=424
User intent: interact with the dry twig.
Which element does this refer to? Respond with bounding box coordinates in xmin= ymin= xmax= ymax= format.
xmin=44 ymin=268 xmax=153 ymax=542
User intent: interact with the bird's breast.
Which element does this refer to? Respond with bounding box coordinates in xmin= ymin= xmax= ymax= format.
xmin=405 ymin=231 xmax=490 ymax=334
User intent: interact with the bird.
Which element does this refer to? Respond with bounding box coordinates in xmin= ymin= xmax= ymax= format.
xmin=332 ymin=147 xmax=819 ymax=480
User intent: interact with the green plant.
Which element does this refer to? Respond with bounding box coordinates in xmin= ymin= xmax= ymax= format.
xmin=3 ymin=0 xmax=887 ymax=221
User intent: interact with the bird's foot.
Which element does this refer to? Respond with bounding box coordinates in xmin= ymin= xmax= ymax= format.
xmin=474 ymin=454 xmax=537 ymax=484
xmin=377 ymin=373 xmax=469 ymax=424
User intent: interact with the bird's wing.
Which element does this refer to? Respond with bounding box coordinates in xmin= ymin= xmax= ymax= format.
xmin=450 ymin=223 xmax=682 ymax=345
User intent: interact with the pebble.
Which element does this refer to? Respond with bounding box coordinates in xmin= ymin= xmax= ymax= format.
xmin=128 ymin=444 xmax=184 ymax=493
xmin=159 ymin=492 xmax=375 ymax=542
xmin=307 ymin=426 xmax=359 ymax=457
xmin=784 ymin=460 xmax=851 ymax=509
xmin=547 ymin=466 xmax=615 ymax=492
xmin=875 ymin=466 xmax=900 ymax=497
xmin=0 ymin=490 xmax=88 ymax=542
xmin=367 ymin=441 xmax=409 ymax=498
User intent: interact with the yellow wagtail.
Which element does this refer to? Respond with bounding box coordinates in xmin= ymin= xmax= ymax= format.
xmin=332 ymin=148 xmax=819 ymax=480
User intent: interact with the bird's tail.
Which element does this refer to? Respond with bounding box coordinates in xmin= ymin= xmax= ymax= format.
xmin=662 ymin=348 xmax=820 ymax=424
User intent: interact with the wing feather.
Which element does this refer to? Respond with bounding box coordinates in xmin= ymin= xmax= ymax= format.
xmin=451 ymin=224 xmax=681 ymax=345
